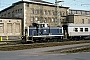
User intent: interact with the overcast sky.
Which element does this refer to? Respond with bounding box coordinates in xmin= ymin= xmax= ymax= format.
xmin=0 ymin=0 xmax=90 ymax=11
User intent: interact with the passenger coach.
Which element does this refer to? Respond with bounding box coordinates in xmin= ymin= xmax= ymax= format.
xmin=63 ymin=23 xmax=90 ymax=40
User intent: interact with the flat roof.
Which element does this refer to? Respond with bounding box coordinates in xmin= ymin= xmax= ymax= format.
xmin=70 ymin=9 xmax=90 ymax=12
xmin=0 ymin=1 xmax=69 ymax=13
xmin=0 ymin=17 xmax=22 ymax=19
xmin=68 ymin=14 xmax=90 ymax=17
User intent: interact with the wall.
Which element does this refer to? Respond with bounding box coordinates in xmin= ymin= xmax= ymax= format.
xmin=25 ymin=2 xmax=69 ymax=26
xmin=0 ymin=1 xmax=69 ymax=27
xmin=0 ymin=18 xmax=22 ymax=36
xmin=68 ymin=15 xmax=90 ymax=24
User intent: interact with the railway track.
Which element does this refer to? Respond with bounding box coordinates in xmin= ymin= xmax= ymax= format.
xmin=0 ymin=40 xmax=90 ymax=51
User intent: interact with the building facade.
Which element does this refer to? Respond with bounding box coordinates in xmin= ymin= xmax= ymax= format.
xmin=0 ymin=0 xmax=69 ymax=35
xmin=1 ymin=0 xmax=90 ymax=37
xmin=69 ymin=9 xmax=90 ymax=15
xmin=68 ymin=9 xmax=90 ymax=24
xmin=68 ymin=14 xmax=90 ymax=24
xmin=0 ymin=18 xmax=22 ymax=36
xmin=0 ymin=17 xmax=22 ymax=40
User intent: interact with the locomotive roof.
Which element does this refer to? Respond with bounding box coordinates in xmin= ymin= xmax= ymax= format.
xmin=32 ymin=22 xmax=48 ymax=25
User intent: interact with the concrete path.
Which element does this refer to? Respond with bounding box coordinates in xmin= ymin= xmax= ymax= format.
xmin=0 ymin=43 xmax=90 ymax=60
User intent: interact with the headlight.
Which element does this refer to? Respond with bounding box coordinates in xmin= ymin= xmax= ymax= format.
xmin=44 ymin=30 xmax=46 ymax=32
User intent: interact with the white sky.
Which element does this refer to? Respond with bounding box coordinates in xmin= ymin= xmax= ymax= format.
xmin=0 ymin=0 xmax=90 ymax=11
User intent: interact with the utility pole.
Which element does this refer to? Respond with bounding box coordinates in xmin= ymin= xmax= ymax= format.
xmin=40 ymin=5 xmax=43 ymax=23
xmin=55 ymin=0 xmax=64 ymax=26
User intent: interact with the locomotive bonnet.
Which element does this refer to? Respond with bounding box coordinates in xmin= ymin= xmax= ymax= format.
xmin=22 ymin=22 xmax=63 ymax=43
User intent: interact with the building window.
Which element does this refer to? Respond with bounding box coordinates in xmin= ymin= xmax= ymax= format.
xmin=61 ymin=11 xmax=65 ymax=16
xmin=35 ymin=9 xmax=39 ymax=14
xmin=44 ymin=10 xmax=47 ymax=15
xmin=17 ymin=9 xmax=19 ymax=13
xmin=80 ymin=28 xmax=83 ymax=32
xmin=7 ymin=23 xmax=12 ymax=33
xmin=1 ymin=15 xmax=3 ymax=17
xmin=85 ymin=28 xmax=88 ymax=32
xmin=9 ymin=20 xmax=11 ymax=22
xmin=48 ymin=10 xmax=51 ymax=15
xmin=8 ymin=12 xmax=10 ymax=14
xmin=44 ymin=18 xmax=47 ymax=23
xmin=26 ymin=3 xmax=29 ymax=7
xmin=35 ymin=17 xmax=38 ymax=21
xmin=48 ymin=18 xmax=50 ymax=22
xmin=4 ymin=14 xmax=6 ymax=17
xmin=20 ymin=9 xmax=22 ymax=13
xmin=35 ymin=17 xmax=39 ymax=22
xmin=17 ymin=9 xmax=22 ymax=13
xmin=0 ymin=26 xmax=3 ymax=28
xmin=60 ymin=11 xmax=61 ymax=16
xmin=0 ymin=20 xmax=2 ymax=22
xmin=82 ymin=11 xmax=86 ymax=15
xmin=16 ymin=10 xmax=17 ymax=13
xmin=82 ymin=19 xmax=84 ymax=24
xmin=86 ymin=11 xmax=90 ymax=15
xmin=40 ymin=10 xmax=43 ymax=15
xmin=0 ymin=24 xmax=4 ymax=33
xmin=52 ymin=10 xmax=55 ymax=15
xmin=88 ymin=19 xmax=90 ymax=24
xmin=30 ymin=8 xmax=34 ymax=14
xmin=12 ymin=11 xmax=14 ymax=13
xmin=62 ymin=19 xmax=65 ymax=22
xmin=30 ymin=17 xmax=34 ymax=22
xmin=52 ymin=18 xmax=54 ymax=22
xmin=40 ymin=17 xmax=43 ymax=22
xmin=75 ymin=28 xmax=78 ymax=32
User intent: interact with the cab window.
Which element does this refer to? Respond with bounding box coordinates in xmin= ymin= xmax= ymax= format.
xmin=80 ymin=28 xmax=83 ymax=32
xmin=85 ymin=28 xmax=88 ymax=32
xmin=75 ymin=28 xmax=78 ymax=32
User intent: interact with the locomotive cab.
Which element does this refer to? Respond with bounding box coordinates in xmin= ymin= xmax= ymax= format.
xmin=32 ymin=23 xmax=48 ymax=28
xmin=32 ymin=23 xmax=49 ymax=36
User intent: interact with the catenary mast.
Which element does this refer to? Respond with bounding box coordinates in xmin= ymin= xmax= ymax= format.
xmin=55 ymin=0 xmax=64 ymax=26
